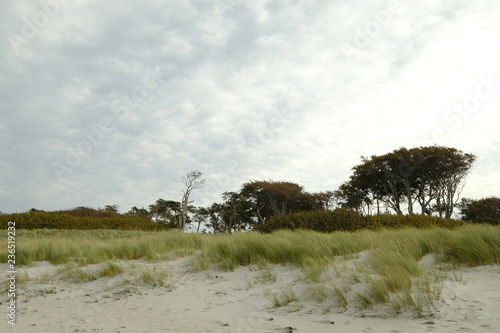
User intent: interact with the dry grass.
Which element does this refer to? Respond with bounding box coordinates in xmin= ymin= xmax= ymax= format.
xmin=1 ymin=224 xmax=499 ymax=316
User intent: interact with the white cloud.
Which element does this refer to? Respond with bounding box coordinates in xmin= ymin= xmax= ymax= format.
xmin=1 ymin=0 xmax=499 ymax=213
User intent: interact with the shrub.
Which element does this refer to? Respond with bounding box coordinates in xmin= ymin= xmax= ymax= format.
xmin=366 ymin=214 xmax=464 ymax=230
xmin=255 ymin=210 xmax=465 ymax=233
xmin=255 ymin=208 xmax=369 ymax=233
xmin=56 ymin=207 xmax=117 ymax=218
xmin=0 ymin=211 xmax=164 ymax=231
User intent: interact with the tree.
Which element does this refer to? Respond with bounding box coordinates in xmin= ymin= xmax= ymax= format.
xmin=221 ymin=191 xmax=254 ymax=233
xmin=104 ymin=204 xmax=119 ymax=214
xmin=316 ymin=190 xmax=343 ymax=211
xmin=180 ymin=171 xmax=207 ymax=231
xmin=420 ymin=147 xmax=476 ymax=218
xmin=190 ymin=207 xmax=210 ymax=233
xmin=148 ymin=199 xmax=181 ymax=227
xmin=240 ymin=180 xmax=324 ymax=224
xmin=207 ymin=202 xmax=226 ymax=233
xmin=126 ymin=206 xmax=150 ymax=218
xmin=205 ymin=192 xmax=254 ymax=233
xmin=459 ymin=197 xmax=500 ymax=225
xmin=339 ymin=146 xmax=476 ymax=217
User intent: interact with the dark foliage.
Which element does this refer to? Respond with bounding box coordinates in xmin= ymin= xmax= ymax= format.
xmin=255 ymin=209 xmax=465 ymax=233
xmin=460 ymin=197 xmax=500 ymax=225
xmin=0 ymin=211 xmax=164 ymax=230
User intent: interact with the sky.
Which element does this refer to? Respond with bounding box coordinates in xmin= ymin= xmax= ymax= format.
xmin=1 ymin=0 xmax=499 ymax=214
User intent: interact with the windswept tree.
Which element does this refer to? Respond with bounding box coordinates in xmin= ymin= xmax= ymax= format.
xmin=180 ymin=171 xmax=207 ymax=231
xmin=420 ymin=146 xmax=476 ymax=218
xmin=148 ymin=199 xmax=181 ymax=227
xmin=240 ymin=180 xmax=324 ymax=224
xmin=339 ymin=146 xmax=476 ymax=217
xmin=104 ymin=204 xmax=120 ymax=214
xmin=207 ymin=202 xmax=226 ymax=233
xmin=190 ymin=207 xmax=211 ymax=233
xmin=126 ymin=206 xmax=150 ymax=218
xmin=204 ymin=192 xmax=253 ymax=233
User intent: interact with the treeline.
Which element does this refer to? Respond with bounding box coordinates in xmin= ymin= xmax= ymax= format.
xmin=2 ymin=145 xmax=499 ymax=232
xmin=126 ymin=180 xmax=333 ymax=233
xmin=124 ymin=145 xmax=498 ymax=233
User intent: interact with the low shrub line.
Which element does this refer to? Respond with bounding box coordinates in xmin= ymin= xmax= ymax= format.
xmin=255 ymin=209 xmax=466 ymax=233
xmin=0 ymin=211 xmax=163 ymax=231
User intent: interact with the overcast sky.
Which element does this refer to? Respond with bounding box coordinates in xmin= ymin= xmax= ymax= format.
xmin=1 ymin=0 xmax=499 ymax=214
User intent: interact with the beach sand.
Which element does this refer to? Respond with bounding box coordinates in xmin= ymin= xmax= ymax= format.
xmin=1 ymin=257 xmax=500 ymax=333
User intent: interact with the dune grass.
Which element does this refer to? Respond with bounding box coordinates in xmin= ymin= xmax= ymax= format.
xmin=266 ymin=286 xmax=299 ymax=308
xmin=58 ymin=261 xmax=126 ymax=283
xmin=1 ymin=224 xmax=499 ymax=316
xmin=0 ymin=229 xmax=205 ymax=266
xmin=2 ymin=225 xmax=499 ymax=271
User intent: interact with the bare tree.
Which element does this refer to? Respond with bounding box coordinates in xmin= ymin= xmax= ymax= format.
xmin=180 ymin=171 xmax=207 ymax=231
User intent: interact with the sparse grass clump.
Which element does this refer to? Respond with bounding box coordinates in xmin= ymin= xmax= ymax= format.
xmin=266 ymin=286 xmax=299 ymax=308
xmin=58 ymin=261 xmax=125 ymax=282
xmin=137 ymin=265 xmax=175 ymax=289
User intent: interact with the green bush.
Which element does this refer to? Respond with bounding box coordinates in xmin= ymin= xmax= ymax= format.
xmin=255 ymin=209 xmax=465 ymax=233
xmin=255 ymin=208 xmax=369 ymax=233
xmin=366 ymin=214 xmax=464 ymax=230
xmin=0 ymin=211 xmax=164 ymax=231
xmin=460 ymin=197 xmax=500 ymax=225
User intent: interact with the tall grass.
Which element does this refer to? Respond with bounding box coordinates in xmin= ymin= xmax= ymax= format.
xmin=1 ymin=225 xmax=499 ymax=316
xmin=0 ymin=229 xmax=205 ymax=266
xmin=443 ymin=224 xmax=500 ymax=265
xmin=1 ymin=225 xmax=499 ymax=269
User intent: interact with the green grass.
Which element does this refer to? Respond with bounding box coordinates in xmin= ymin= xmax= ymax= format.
xmin=443 ymin=224 xmax=500 ymax=265
xmin=266 ymin=286 xmax=299 ymax=308
xmin=2 ymin=225 xmax=499 ymax=272
xmin=1 ymin=224 xmax=499 ymax=316
xmin=137 ymin=265 xmax=175 ymax=289
xmin=58 ymin=261 xmax=126 ymax=282
xmin=0 ymin=229 xmax=205 ymax=265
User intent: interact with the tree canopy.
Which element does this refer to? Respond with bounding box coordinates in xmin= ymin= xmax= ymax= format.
xmin=337 ymin=146 xmax=476 ymax=217
xmin=240 ymin=180 xmax=325 ymax=224
xmin=459 ymin=197 xmax=500 ymax=225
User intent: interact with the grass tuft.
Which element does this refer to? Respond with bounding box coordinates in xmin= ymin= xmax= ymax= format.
xmin=266 ymin=286 xmax=299 ymax=308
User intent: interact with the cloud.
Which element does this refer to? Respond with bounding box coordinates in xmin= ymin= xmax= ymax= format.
xmin=1 ymin=0 xmax=499 ymax=213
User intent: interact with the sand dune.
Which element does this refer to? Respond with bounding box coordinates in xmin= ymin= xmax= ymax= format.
xmin=2 ymin=258 xmax=500 ymax=333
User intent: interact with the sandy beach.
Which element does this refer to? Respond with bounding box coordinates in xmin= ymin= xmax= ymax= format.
xmin=2 ymin=256 xmax=500 ymax=333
